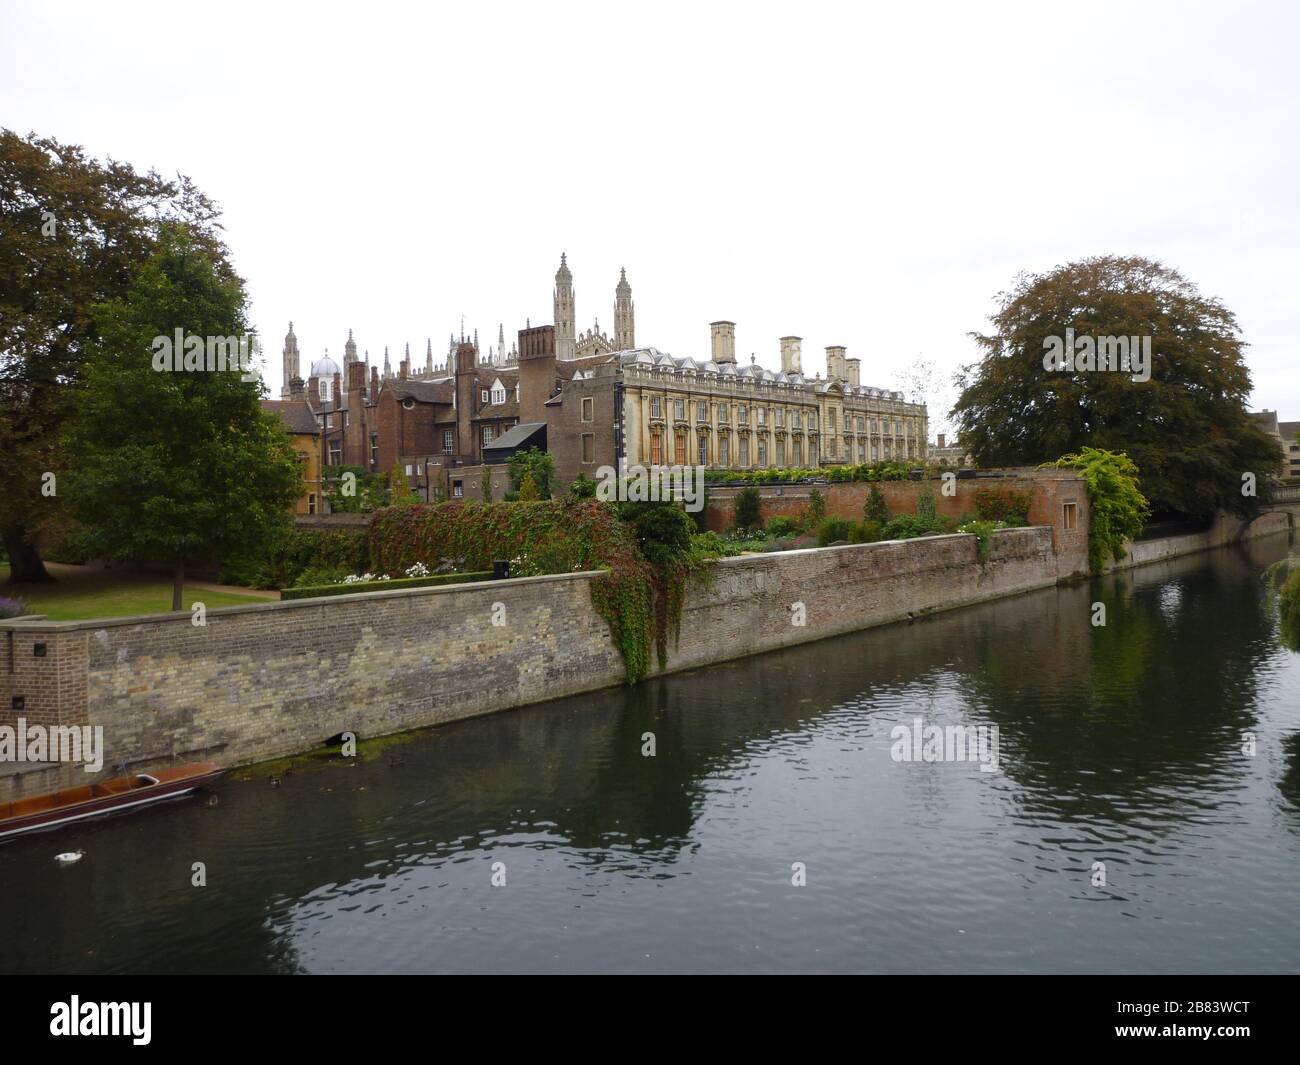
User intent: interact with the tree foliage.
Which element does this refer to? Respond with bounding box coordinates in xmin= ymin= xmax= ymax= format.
xmin=506 ymin=447 xmax=554 ymax=500
xmin=62 ymin=226 xmax=301 ymax=607
xmin=0 ymin=130 xmax=228 ymax=580
xmin=952 ymin=256 xmax=1279 ymax=518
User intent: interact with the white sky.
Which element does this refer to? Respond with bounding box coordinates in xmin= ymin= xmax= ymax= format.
xmin=4 ymin=0 xmax=1297 ymax=435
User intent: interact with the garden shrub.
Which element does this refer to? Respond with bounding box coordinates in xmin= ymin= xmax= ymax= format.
xmin=733 ymin=486 xmax=763 ymax=533
xmin=1045 ymin=448 xmax=1149 ymax=573
xmin=864 ymin=484 xmax=890 ymax=526
xmin=765 ymin=515 xmax=801 ymax=538
xmin=973 ymin=486 xmax=1033 ymax=526
xmin=220 ymin=527 xmax=370 ymax=590
xmin=805 ymin=488 xmax=826 ymax=525
xmin=816 ymin=516 xmax=854 ymax=546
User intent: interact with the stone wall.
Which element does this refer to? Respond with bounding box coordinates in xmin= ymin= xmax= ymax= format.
xmin=0 ymin=528 xmax=1059 ymax=797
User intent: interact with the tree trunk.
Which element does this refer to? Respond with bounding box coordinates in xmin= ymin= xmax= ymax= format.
xmin=3 ymin=525 xmax=54 ymax=584
xmin=172 ymin=562 xmax=184 ymax=612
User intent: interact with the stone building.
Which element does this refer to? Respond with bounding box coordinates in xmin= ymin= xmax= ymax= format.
xmin=260 ymin=395 xmax=323 ymax=515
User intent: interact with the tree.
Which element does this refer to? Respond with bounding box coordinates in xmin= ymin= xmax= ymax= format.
xmin=63 ymin=226 xmax=301 ymax=610
xmin=733 ymin=486 xmax=762 ymax=532
xmin=0 ymin=130 xmax=227 ymax=581
xmin=385 ymin=461 xmax=418 ymax=506
xmin=1047 ymin=448 xmax=1150 ymax=573
xmin=952 ymin=256 xmax=1280 ymax=518
xmin=507 ymin=447 xmax=554 ymax=499
xmin=516 ymin=471 xmax=541 ymax=501
xmin=864 ymin=483 xmax=890 ymax=526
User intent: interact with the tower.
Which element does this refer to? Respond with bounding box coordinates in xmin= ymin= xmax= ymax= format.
xmin=344 ymin=328 xmax=358 ymax=366
xmin=614 ymin=268 xmax=635 ymax=349
xmin=554 ymin=253 xmax=576 ymax=360
xmin=426 ymin=338 xmax=433 ymax=375
xmin=281 ymin=322 xmax=300 ymax=398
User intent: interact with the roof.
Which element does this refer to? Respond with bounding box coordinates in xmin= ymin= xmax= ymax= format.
xmin=386 ymin=378 xmax=454 ymax=404
xmin=482 ymin=421 xmax=546 ymax=453
xmin=1278 ymin=420 xmax=1300 ymax=441
xmin=1249 ymin=410 xmax=1280 ymax=435
xmin=261 ymin=399 xmax=320 ymax=435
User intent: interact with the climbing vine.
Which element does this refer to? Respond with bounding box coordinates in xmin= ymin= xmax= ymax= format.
xmin=369 ymin=499 xmax=680 ymax=683
xmin=1045 ymin=448 xmax=1149 ymax=574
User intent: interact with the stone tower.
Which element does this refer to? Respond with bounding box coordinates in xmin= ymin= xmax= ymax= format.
xmin=614 ymin=268 xmax=635 ymax=350
xmin=554 ymin=253 xmax=576 ymax=360
xmin=344 ymin=328 xmax=358 ymax=366
xmin=281 ymin=322 xmax=300 ymax=398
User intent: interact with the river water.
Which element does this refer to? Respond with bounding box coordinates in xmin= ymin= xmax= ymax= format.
xmin=3 ymin=536 xmax=1299 ymax=974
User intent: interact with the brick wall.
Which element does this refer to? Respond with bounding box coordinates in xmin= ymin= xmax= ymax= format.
xmin=704 ymin=470 xmax=1091 ymax=578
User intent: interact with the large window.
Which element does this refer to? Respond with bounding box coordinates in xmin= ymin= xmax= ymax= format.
xmin=776 ymin=439 xmax=785 ymax=465
xmin=674 ymin=430 xmax=687 ymax=466
xmin=674 ymin=398 xmax=685 ymax=421
xmin=697 ymin=401 xmax=708 ymax=422
xmin=650 ymin=429 xmax=663 ymax=465
xmin=329 ymin=440 xmax=342 ymax=465
xmin=757 ymin=437 xmax=767 ymax=465
xmin=370 ymin=433 xmax=379 ymax=470
xmin=481 ymin=426 xmax=494 ymax=446
xmin=719 ymin=435 xmax=730 ymax=465
xmin=443 ymin=429 xmax=454 ymax=453
xmin=697 ymin=437 xmax=708 ymax=465
xmin=738 ymin=404 xmax=748 ymax=425
xmin=792 ymin=438 xmax=802 ymax=465
xmin=650 ymin=396 xmax=662 ymax=418
xmin=718 ymin=402 xmax=729 ymax=423
xmin=739 ymin=437 xmax=750 ymax=466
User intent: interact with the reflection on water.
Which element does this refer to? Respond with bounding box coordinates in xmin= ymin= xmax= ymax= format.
xmin=2 ymin=536 xmax=1299 ymax=974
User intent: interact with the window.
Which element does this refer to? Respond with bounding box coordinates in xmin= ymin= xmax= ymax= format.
xmin=857 ymin=417 xmax=864 ymax=433
xmin=491 ymin=381 xmax=506 ymax=404
xmin=675 ymin=430 xmax=687 ymax=465
xmin=308 ymin=493 xmax=316 ymax=515
xmin=698 ymin=437 xmax=708 ymax=465
xmin=809 ymin=441 xmax=818 ymax=465
xmin=1062 ymin=502 xmax=1077 ymax=530
xmin=443 ymin=429 xmax=454 ymax=453
xmin=650 ymin=396 xmax=662 ymax=419
xmin=674 ymin=398 xmax=685 ymax=421
xmin=739 ymin=437 xmax=750 ymax=466
xmin=582 ymin=396 xmax=594 ymax=422
xmin=828 ymin=410 xmax=837 ymax=432
xmin=650 ymin=429 xmax=663 ymax=465
xmin=859 ymin=440 xmax=867 ymax=461
xmin=452 ymin=480 xmax=463 ymax=498
xmin=582 ymin=433 xmax=595 ymax=463
xmin=776 ymin=440 xmax=785 ymax=465
xmin=719 ymin=435 xmax=730 ymax=465
xmin=792 ymin=410 xmax=801 ymax=429
xmin=758 ymin=437 xmax=767 ymax=465
xmin=405 ymin=464 xmax=413 ymax=475
xmin=738 ymin=404 xmax=748 ymax=424
xmin=776 ymin=408 xmax=784 ymax=427
xmin=481 ymin=390 xmax=489 ymax=404
xmin=482 ymin=426 xmax=494 ymax=446
xmin=329 ymin=441 xmax=342 ymax=465
xmin=757 ymin=407 xmax=766 ymax=427
xmin=792 ymin=438 xmax=802 ymax=465
xmin=697 ymin=401 xmax=708 ymax=422
xmin=718 ymin=402 xmax=729 ymax=423
xmin=370 ymin=433 xmax=379 ymax=471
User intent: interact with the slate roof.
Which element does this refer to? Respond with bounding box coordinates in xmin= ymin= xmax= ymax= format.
xmin=261 ymin=399 xmax=320 ymax=435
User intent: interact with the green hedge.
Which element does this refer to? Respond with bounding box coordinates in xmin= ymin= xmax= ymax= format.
xmin=220 ymin=528 xmax=370 ymax=589
xmin=281 ymin=570 xmax=493 ymax=600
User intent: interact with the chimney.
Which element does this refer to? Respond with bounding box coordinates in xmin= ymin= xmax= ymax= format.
xmin=518 ymin=325 xmax=557 ymax=424
xmin=288 ymin=376 xmax=305 ymax=398
xmin=937 ymin=433 xmax=946 ymax=449
xmin=779 ymin=336 xmax=802 ymax=375
xmin=400 ymin=360 xmax=408 ymax=380
xmin=845 ymin=357 xmax=860 ymax=387
xmin=710 ymin=321 xmax=736 ymax=364
xmin=347 ymin=361 xmax=366 ymax=392
xmin=332 ymin=371 xmax=342 ymax=403
xmin=370 ymin=365 xmax=379 ymax=396
xmin=825 ymin=345 xmax=847 ymax=382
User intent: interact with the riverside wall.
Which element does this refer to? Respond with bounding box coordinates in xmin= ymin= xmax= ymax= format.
xmin=0 ymin=526 xmax=1059 ymax=798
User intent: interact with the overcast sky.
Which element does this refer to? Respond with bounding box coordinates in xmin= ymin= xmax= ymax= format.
xmin=4 ymin=0 xmax=1297 ymax=434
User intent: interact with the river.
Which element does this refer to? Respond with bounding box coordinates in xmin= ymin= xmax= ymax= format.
xmin=3 ymin=535 xmax=1299 ymax=974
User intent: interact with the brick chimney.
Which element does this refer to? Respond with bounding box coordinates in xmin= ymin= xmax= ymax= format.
xmin=825 ymin=345 xmax=846 ymax=382
xmin=710 ymin=321 xmax=736 ymax=364
xmin=517 ymin=324 xmax=557 ymax=424
xmin=937 ymin=433 xmax=946 ymax=449
xmin=454 ymin=339 xmax=479 ymax=457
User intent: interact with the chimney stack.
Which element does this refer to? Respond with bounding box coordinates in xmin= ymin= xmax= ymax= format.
xmin=825 ymin=345 xmax=847 ymax=382
xmin=937 ymin=433 xmax=946 ymax=449
xmin=779 ymin=336 xmax=802 ymax=375
xmin=710 ymin=321 xmax=736 ymax=364
xmin=845 ymin=357 xmax=860 ymax=387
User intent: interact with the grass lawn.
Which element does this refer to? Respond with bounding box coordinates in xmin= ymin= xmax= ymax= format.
xmin=0 ymin=563 xmax=273 ymax=621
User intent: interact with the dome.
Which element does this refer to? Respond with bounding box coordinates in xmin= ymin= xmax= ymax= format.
xmin=310 ymin=354 xmax=340 ymax=378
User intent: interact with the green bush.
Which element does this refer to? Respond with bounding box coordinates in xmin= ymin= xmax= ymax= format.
xmin=618 ymin=501 xmax=696 ymax=565
xmin=849 ymin=521 xmax=884 ymax=544
xmin=957 ymin=519 xmax=1002 ymax=564
xmin=882 ymin=514 xmax=935 ymax=540
xmin=973 ymin=486 xmax=1033 ymax=525
xmin=219 ymin=528 xmax=370 ymax=590
xmin=816 ymin=516 xmax=854 ymax=546
xmin=765 ymin=515 xmax=801 ymax=538
xmin=281 ymin=571 xmax=493 ymax=600
xmin=805 ymin=488 xmax=827 ymax=525
xmin=733 ymin=486 xmax=763 ymax=532
xmin=569 ymin=473 xmax=598 ymax=499
xmin=1045 ymin=448 xmax=1149 ymax=573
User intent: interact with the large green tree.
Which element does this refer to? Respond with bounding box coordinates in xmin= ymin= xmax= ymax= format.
xmin=951 ymin=256 xmax=1279 ymax=518
xmin=0 ymin=130 xmax=226 ymax=581
xmin=63 ymin=226 xmax=301 ymax=610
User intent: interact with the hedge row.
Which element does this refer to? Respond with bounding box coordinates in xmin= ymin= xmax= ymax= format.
xmin=281 ymin=570 xmax=494 ymax=600
xmin=219 ymin=528 xmax=370 ymax=590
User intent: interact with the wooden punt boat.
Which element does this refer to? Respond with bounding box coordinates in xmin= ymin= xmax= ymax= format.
xmin=0 ymin=763 xmax=224 ymax=840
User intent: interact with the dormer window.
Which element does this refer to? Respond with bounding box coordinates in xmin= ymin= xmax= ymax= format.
xmin=490 ymin=378 xmax=507 ymax=405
